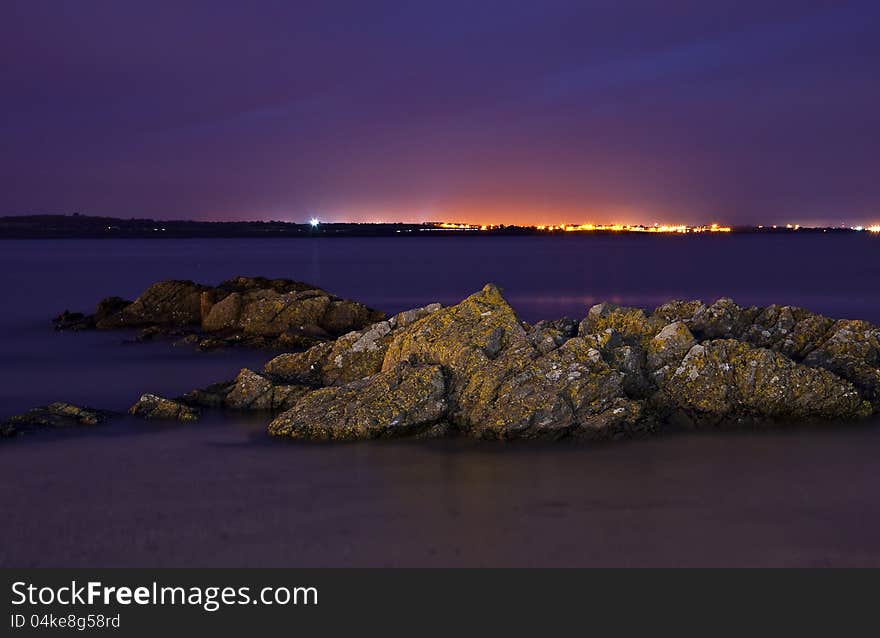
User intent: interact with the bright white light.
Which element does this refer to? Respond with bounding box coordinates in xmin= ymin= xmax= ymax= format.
xmin=310 ymin=218 xmax=320 ymax=227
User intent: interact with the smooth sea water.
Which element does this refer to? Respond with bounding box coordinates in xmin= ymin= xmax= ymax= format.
xmin=1 ymin=234 xmax=880 ymax=566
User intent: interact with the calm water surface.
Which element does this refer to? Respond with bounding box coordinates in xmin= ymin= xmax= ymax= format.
xmin=1 ymin=235 xmax=879 ymax=566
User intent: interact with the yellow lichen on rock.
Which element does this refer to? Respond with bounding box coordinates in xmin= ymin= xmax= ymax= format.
xmin=268 ymin=363 xmax=447 ymax=440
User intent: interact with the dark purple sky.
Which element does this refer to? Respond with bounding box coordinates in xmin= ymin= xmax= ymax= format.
xmin=2 ymin=1 xmax=879 ymax=226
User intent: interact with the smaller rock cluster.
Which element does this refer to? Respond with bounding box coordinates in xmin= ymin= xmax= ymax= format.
xmin=53 ymin=276 xmax=385 ymax=350
xmin=1 ymin=402 xmax=113 ymax=438
xmin=129 ymin=394 xmax=200 ymax=422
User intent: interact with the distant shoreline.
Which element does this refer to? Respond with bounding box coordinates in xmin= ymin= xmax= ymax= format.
xmin=0 ymin=214 xmax=874 ymax=239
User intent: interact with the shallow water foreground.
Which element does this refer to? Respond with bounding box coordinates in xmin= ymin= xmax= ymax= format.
xmin=3 ymin=415 xmax=880 ymax=567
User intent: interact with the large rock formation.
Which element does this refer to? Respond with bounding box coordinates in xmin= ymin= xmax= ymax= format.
xmin=33 ymin=284 xmax=880 ymax=444
xmin=53 ymin=276 xmax=385 ymax=350
xmin=374 ymin=285 xmax=647 ymax=440
xmin=257 ymin=287 xmax=877 ymax=441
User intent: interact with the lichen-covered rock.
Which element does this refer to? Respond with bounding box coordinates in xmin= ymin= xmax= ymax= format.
xmin=130 ymin=286 xmax=880 ymax=442
xmin=177 ymin=380 xmax=235 ymax=408
xmin=264 ymin=303 xmax=444 ymax=387
xmin=268 ymin=363 xmax=447 ymax=440
xmin=527 ymin=318 xmax=578 ymax=354
xmin=390 ymin=303 xmax=442 ymax=329
xmin=803 ymin=320 xmax=880 ymax=405
xmin=647 ymin=321 xmax=696 ymax=371
xmin=201 ymin=291 xmax=243 ymax=332
xmin=650 ymin=300 xmax=880 ymax=407
xmin=661 ymin=340 xmax=871 ymax=425
xmin=477 ymin=336 xmax=649 ymax=440
xmin=99 ymin=280 xmax=208 ymax=328
xmin=55 ymin=276 xmax=385 ymax=350
xmin=378 ymin=285 xmax=650 ymax=440
xmin=604 ymin=342 xmax=652 ymax=398
xmin=741 ymin=304 xmax=835 ymax=359
xmin=688 ymin=298 xmax=761 ymax=340
xmin=2 ymin=402 xmax=112 ymax=435
xmin=652 ymin=299 xmax=706 ymax=325
xmin=264 ymin=341 xmax=336 ymax=386
xmin=321 ymin=299 xmax=386 ymax=336
xmin=208 ymin=277 xmax=384 ymax=339
xmin=578 ymin=302 xmax=663 ymax=343
xmin=129 ymin=394 xmax=200 ymax=422
xmin=224 ymin=369 xmax=310 ymax=410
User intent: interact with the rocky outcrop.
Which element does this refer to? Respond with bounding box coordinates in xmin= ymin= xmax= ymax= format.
xmin=578 ymin=302 xmax=664 ymax=342
xmin=660 ymin=340 xmax=870 ymax=426
xmin=1 ymin=402 xmax=113 ymax=437
xmin=268 ymin=363 xmax=448 ymax=440
xmin=378 ymin=286 xmax=647 ymax=439
xmin=129 ymin=394 xmax=200 ymax=422
xmin=176 ymin=303 xmax=445 ymax=411
xmin=261 ymin=286 xmax=878 ymax=441
xmin=265 ymin=285 xmax=651 ymax=441
xmin=176 ymin=380 xmax=235 ymax=408
xmin=803 ymin=320 xmax=880 ymax=405
xmin=100 ymin=281 xmax=208 ymax=328
xmin=263 ymin=303 xmax=442 ymax=386
xmin=53 ymin=276 xmax=385 ymax=350
xmin=223 ymin=369 xmax=310 ymax=411
xmin=527 ymin=318 xmax=578 ymax=354
xmin=43 ymin=284 xmax=880 ymax=444
xmin=651 ymin=298 xmax=880 ymax=407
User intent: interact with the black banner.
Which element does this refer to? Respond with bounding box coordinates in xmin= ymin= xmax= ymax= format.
xmin=2 ymin=569 xmax=877 ymax=635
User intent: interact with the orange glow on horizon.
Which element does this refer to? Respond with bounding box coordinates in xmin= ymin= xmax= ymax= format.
xmin=431 ymin=220 xmax=732 ymax=233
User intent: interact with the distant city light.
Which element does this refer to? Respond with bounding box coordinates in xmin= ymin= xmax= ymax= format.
xmin=533 ymin=222 xmax=731 ymax=234
xmin=868 ymin=225 xmax=880 ymax=233
xmin=309 ymin=218 xmax=320 ymax=227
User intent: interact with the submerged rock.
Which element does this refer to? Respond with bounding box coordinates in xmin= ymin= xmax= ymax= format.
xmin=129 ymin=394 xmax=200 ymax=422
xmin=54 ymin=276 xmax=384 ymax=350
xmin=1 ymin=402 xmax=113 ymax=436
